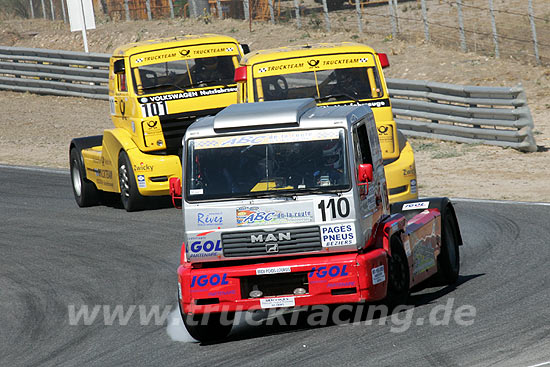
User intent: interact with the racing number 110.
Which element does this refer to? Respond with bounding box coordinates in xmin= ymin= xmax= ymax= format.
xmin=317 ymin=198 xmax=350 ymax=221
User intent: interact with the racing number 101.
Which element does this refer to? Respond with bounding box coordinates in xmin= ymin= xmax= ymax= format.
xmin=317 ymin=198 xmax=350 ymax=221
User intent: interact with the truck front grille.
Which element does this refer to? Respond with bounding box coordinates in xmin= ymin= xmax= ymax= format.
xmin=158 ymin=108 xmax=223 ymax=151
xmin=222 ymin=226 xmax=322 ymax=257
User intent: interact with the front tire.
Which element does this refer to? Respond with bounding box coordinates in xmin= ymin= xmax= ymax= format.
xmin=118 ymin=151 xmax=144 ymax=212
xmin=386 ymin=236 xmax=410 ymax=309
xmin=437 ymin=205 xmax=460 ymax=284
xmin=182 ymin=312 xmax=234 ymax=343
xmin=70 ymin=148 xmax=99 ymax=207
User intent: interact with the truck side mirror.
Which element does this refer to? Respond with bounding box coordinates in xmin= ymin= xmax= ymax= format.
xmin=113 ymin=59 xmax=125 ymax=74
xmin=357 ymin=163 xmax=373 ymax=184
xmin=234 ymin=66 xmax=247 ymax=83
xmin=377 ymin=53 xmax=389 ymax=68
xmin=241 ymin=44 xmax=250 ymax=54
xmin=169 ymin=177 xmax=182 ymax=209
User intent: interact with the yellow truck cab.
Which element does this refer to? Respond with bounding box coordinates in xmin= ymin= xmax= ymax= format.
xmin=234 ymin=43 xmax=418 ymax=203
xmin=69 ymin=34 xmax=248 ymax=211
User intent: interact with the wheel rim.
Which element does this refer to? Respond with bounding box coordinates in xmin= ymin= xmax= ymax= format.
xmin=119 ymin=163 xmax=130 ymax=199
xmin=71 ymin=160 xmax=82 ymax=197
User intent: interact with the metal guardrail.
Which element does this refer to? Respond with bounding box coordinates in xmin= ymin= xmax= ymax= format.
xmin=0 ymin=46 xmax=537 ymax=151
xmin=0 ymin=46 xmax=109 ymax=99
xmin=387 ymin=79 xmax=537 ymax=152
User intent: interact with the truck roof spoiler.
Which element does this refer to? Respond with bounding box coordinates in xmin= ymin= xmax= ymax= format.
xmin=213 ymin=98 xmax=316 ymax=132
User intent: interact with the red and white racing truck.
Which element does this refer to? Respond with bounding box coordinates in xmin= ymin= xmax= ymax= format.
xmin=172 ymin=98 xmax=462 ymax=342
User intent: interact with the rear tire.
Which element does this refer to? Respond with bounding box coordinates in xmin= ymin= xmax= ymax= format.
xmin=118 ymin=151 xmax=144 ymax=212
xmin=70 ymin=148 xmax=99 ymax=207
xmin=386 ymin=236 xmax=410 ymax=310
xmin=182 ymin=312 xmax=235 ymax=343
xmin=437 ymin=205 xmax=460 ymax=284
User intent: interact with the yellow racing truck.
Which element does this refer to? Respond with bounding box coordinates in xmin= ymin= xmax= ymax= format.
xmin=69 ymin=34 xmax=248 ymax=211
xmin=234 ymin=42 xmax=417 ymax=203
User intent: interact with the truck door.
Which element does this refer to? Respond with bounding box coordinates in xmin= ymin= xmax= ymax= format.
xmin=110 ymin=57 xmax=130 ymax=123
xmin=352 ymin=120 xmax=389 ymax=234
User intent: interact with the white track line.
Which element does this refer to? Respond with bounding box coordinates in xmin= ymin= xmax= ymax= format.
xmin=450 ymin=197 xmax=550 ymax=207
xmin=0 ymin=164 xmax=68 ymax=175
xmin=526 ymin=361 xmax=550 ymax=367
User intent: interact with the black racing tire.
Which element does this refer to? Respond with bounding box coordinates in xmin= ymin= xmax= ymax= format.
xmin=386 ymin=235 xmax=410 ymax=310
xmin=182 ymin=312 xmax=235 ymax=343
xmin=437 ymin=205 xmax=461 ymax=284
xmin=118 ymin=151 xmax=145 ymax=212
xmin=70 ymin=148 xmax=99 ymax=207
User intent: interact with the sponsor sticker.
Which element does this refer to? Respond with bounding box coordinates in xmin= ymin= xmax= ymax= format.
xmin=402 ymin=201 xmax=429 ymax=211
xmin=260 ymin=297 xmax=295 ymax=309
xmin=256 ymin=266 xmax=292 ymax=275
xmin=194 ymin=129 xmax=340 ymax=150
xmin=188 ymin=238 xmax=222 ymax=258
xmin=410 ymin=179 xmax=417 ymax=194
xmin=320 ymin=223 xmax=356 ymax=247
xmin=371 ymin=265 xmax=385 ymax=285
xmin=236 ymin=206 xmax=313 ymax=226
xmin=197 ymin=212 xmax=223 ymax=227
xmin=137 ymin=175 xmax=146 ymax=188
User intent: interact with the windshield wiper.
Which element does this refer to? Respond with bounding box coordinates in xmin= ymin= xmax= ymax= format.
xmin=315 ymin=93 xmax=360 ymax=103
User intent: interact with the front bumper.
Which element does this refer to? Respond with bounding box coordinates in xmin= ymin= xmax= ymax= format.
xmin=125 ymin=148 xmax=181 ymax=196
xmin=178 ymin=250 xmax=389 ymax=315
xmin=384 ymin=142 xmax=418 ymax=203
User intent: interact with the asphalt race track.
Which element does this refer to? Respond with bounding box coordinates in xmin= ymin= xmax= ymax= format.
xmin=0 ymin=165 xmax=549 ymax=367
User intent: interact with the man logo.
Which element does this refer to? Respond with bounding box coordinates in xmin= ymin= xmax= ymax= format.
xmin=266 ymin=243 xmax=279 ymax=253
xmin=251 ymin=232 xmax=291 ymax=243
xmin=308 ymin=59 xmax=320 ymax=67
xmin=179 ymin=49 xmax=190 ymax=56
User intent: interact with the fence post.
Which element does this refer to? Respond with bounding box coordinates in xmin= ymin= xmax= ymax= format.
xmin=293 ymin=0 xmax=301 ymax=28
xmin=392 ymin=0 xmax=399 ymax=32
xmin=268 ymin=0 xmax=275 ymax=24
xmin=528 ymin=0 xmax=541 ymax=65
xmin=488 ymin=0 xmax=500 ymax=58
xmin=387 ymin=0 xmax=397 ymax=38
xmin=355 ymin=0 xmax=362 ymax=33
xmin=215 ymin=0 xmax=222 ymax=18
xmin=40 ymin=0 xmax=46 ymax=19
xmin=243 ymin=0 xmax=250 ymax=21
xmin=145 ymin=0 xmax=152 ymax=20
xmin=321 ymin=0 xmax=331 ymax=32
xmin=124 ymin=0 xmax=130 ymax=20
xmin=29 ymin=0 xmax=35 ymax=18
xmin=169 ymin=0 xmax=175 ymax=18
xmin=457 ymin=0 xmax=466 ymax=52
xmin=420 ymin=0 xmax=429 ymax=42
xmin=49 ymin=0 xmax=55 ymax=20
xmin=60 ymin=0 xmax=67 ymax=23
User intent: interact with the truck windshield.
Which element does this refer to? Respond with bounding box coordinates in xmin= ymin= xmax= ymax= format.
xmin=133 ymin=55 xmax=236 ymax=94
xmin=253 ymin=66 xmax=383 ymax=103
xmin=186 ymin=128 xmax=350 ymax=201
